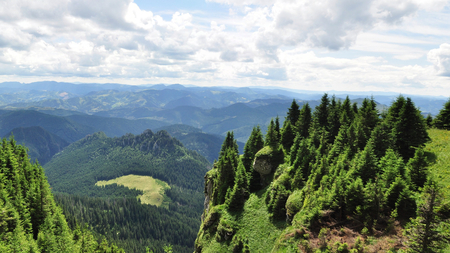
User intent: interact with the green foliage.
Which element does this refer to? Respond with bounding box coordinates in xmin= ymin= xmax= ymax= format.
xmin=297 ymin=102 xmax=312 ymax=139
xmin=433 ymin=97 xmax=450 ymax=130
xmin=0 ymin=138 xmax=123 ymax=252
xmin=405 ymin=180 xmax=450 ymax=252
xmin=226 ymin=161 xmax=250 ymax=211
xmin=45 ymin=130 xmax=210 ymax=195
xmin=242 ymin=126 xmax=264 ymax=192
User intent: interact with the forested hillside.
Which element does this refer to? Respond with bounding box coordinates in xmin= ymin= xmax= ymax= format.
xmin=195 ymin=95 xmax=450 ymax=252
xmin=45 ymin=129 xmax=210 ymax=252
xmin=0 ymin=138 xmax=122 ymax=252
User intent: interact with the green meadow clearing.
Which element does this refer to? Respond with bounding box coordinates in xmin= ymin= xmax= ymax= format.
xmin=96 ymin=174 xmax=170 ymax=206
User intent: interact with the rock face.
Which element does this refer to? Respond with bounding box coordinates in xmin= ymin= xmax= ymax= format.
xmin=253 ymin=146 xmax=275 ymax=176
xmin=253 ymin=156 xmax=273 ymax=175
xmin=201 ymin=171 xmax=215 ymax=222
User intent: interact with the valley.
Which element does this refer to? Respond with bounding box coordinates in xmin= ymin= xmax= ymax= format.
xmin=0 ymin=81 xmax=448 ymax=252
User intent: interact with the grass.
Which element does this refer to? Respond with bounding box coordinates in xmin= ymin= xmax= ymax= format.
xmin=95 ymin=174 xmax=170 ymax=206
xmin=425 ymin=129 xmax=450 ymax=199
xmin=425 ymin=128 xmax=450 ymax=253
xmin=197 ymin=189 xmax=287 ymax=253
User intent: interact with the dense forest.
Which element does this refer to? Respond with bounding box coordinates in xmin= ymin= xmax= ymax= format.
xmin=0 ymin=138 xmax=123 ymax=252
xmin=44 ymin=129 xmax=210 ymax=252
xmin=195 ymin=95 xmax=450 ymax=252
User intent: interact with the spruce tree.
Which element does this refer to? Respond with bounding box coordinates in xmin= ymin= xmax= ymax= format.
xmin=314 ymin=93 xmax=330 ymax=131
xmin=286 ymin=99 xmax=300 ymax=127
xmin=280 ymin=120 xmax=295 ymax=153
xmin=406 ymin=147 xmax=428 ymax=191
xmin=406 ymin=180 xmax=450 ymax=252
xmin=297 ymin=103 xmax=312 ymax=139
xmin=327 ymin=95 xmax=341 ymax=143
xmin=433 ymin=97 xmax=450 ymax=130
xmin=242 ymin=126 xmax=264 ymax=192
xmin=226 ymin=161 xmax=250 ymax=211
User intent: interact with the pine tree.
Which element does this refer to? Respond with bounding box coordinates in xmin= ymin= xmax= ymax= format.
xmin=405 ymin=180 xmax=450 ymax=252
xmin=327 ymin=95 xmax=341 ymax=143
xmin=433 ymin=97 xmax=450 ymax=130
xmin=340 ymin=96 xmax=354 ymax=126
xmin=280 ymin=120 xmax=295 ymax=153
xmin=387 ymin=96 xmax=430 ymax=159
xmin=265 ymin=119 xmax=279 ymax=148
xmin=406 ymin=147 xmax=428 ymax=191
xmin=226 ymin=161 xmax=250 ymax=210
xmin=286 ymin=99 xmax=300 ymax=127
xmin=297 ymin=103 xmax=312 ymax=139
xmin=242 ymin=126 xmax=264 ymax=192
xmin=314 ymin=93 xmax=330 ymax=131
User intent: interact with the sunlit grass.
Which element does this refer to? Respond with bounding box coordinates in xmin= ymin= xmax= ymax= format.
xmin=96 ymin=174 xmax=170 ymax=206
xmin=425 ymin=129 xmax=450 ymax=199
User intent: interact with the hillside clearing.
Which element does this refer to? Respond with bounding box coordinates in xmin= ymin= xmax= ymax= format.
xmin=96 ymin=174 xmax=170 ymax=206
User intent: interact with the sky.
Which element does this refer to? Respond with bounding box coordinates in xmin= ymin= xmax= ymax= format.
xmin=0 ymin=0 xmax=450 ymax=96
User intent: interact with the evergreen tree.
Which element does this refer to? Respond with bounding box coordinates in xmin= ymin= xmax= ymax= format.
xmin=297 ymin=103 xmax=312 ymax=139
xmin=406 ymin=147 xmax=428 ymax=191
xmin=242 ymin=126 xmax=264 ymax=192
xmin=387 ymin=96 xmax=430 ymax=159
xmin=226 ymin=161 xmax=250 ymax=211
xmin=327 ymin=95 xmax=341 ymax=143
xmin=286 ymin=99 xmax=300 ymax=127
xmin=280 ymin=120 xmax=295 ymax=153
xmin=314 ymin=93 xmax=330 ymax=131
xmin=340 ymin=96 xmax=354 ymax=126
xmin=425 ymin=114 xmax=433 ymax=128
xmin=406 ymin=180 xmax=450 ymax=252
xmin=265 ymin=119 xmax=279 ymax=148
xmin=433 ymin=97 xmax=450 ymax=130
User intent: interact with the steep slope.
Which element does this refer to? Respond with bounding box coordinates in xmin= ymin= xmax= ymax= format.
xmin=0 ymin=138 xmax=122 ymax=252
xmin=5 ymin=126 xmax=69 ymax=165
xmin=195 ymin=96 xmax=448 ymax=252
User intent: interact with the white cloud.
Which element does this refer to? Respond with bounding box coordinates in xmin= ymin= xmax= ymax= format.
xmin=0 ymin=0 xmax=449 ymax=96
xmin=428 ymin=43 xmax=450 ymax=76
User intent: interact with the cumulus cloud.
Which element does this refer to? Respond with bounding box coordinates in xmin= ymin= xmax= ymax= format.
xmin=428 ymin=43 xmax=450 ymax=76
xmin=0 ymin=0 xmax=448 ymax=96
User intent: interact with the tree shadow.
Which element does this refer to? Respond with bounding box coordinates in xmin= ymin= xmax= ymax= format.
xmin=425 ymin=151 xmax=437 ymax=165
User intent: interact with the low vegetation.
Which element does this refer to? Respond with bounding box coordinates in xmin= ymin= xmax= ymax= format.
xmin=96 ymin=175 xmax=170 ymax=206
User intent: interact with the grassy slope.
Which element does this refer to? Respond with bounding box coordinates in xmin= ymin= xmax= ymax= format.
xmin=196 ymin=188 xmax=286 ymax=253
xmin=95 ymin=174 xmax=170 ymax=206
xmin=425 ymin=128 xmax=450 ymax=253
xmin=425 ymin=129 xmax=450 ymax=198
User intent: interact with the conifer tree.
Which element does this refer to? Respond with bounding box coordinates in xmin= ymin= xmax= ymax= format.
xmin=327 ymin=95 xmax=341 ymax=143
xmin=226 ymin=161 xmax=250 ymax=210
xmin=340 ymin=96 xmax=354 ymax=126
xmin=242 ymin=126 xmax=264 ymax=192
xmin=280 ymin=120 xmax=295 ymax=153
xmin=297 ymin=103 xmax=312 ymax=139
xmin=406 ymin=180 xmax=450 ymax=252
xmin=406 ymin=147 xmax=428 ymax=191
xmin=265 ymin=119 xmax=279 ymax=148
xmin=433 ymin=97 xmax=450 ymax=130
xmin=385 ymin=96 xmax=430 ymax=159
xmin=314 ymin=93 xmax=330 ymax=131
xmin=286 ymin=99 xmax=300 ymax=127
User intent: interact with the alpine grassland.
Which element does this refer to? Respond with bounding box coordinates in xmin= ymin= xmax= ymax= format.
xmin=96 ymin=175 xmax=170 ymax=206
xmin=426 ymin=128 xmax=450 ymax=198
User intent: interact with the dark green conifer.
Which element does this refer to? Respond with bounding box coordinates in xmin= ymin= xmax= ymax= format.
xmin=406 ymin=147 xmax=428 ymax=191
xmin=297 ymin=103 xmax=312 ymax=139
xmin=286 ymin=99 xmax=300 ymax=126
xmin=280 ymin=120 xmax=295 ymax=153
xmin=314 ymin=93 xmax=330 ymax=131
xmin=226 ymin=161 xmax=250 ymax=210
xmin=433 ymin=97 xmax=450 ymax=130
